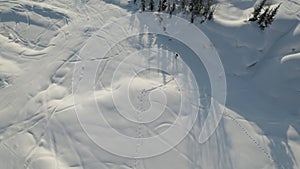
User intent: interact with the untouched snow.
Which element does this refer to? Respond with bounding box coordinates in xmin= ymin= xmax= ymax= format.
xmin=0 ymin=0 xmax=299 ymax=169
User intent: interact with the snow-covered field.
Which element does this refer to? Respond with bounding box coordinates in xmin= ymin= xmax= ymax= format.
xmin=0 ymin=0 xmax=300 ymax=168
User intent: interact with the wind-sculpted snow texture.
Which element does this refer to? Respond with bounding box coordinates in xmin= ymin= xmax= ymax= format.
xmin=0 ymin=0 xmax=300 ymax=169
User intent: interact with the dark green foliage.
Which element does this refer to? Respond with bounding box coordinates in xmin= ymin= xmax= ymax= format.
xmin=158 ymin=0 xmax=162 ymax=12
xmin=249 ymin=0 xmax=267 ymax=21
xmin=167 ymin=1 xmax=171 ymax=12
xmin=170 ymin=3 xmax=176 ymax=16
xmin=260 ymin=3 xmax=281 ymax=29
xmin=141 ymin=0 xmax=146 ymax=11
xmin=248 ymin=0 xmax=281 ymax=30
xmin=149 ymin=0 xmax=155 ymax=11
xmin=191 ymin=12 xmax=195 ymax=23
xmin=207 ymin=6 xmax=215 ymax=20
xmin=162 ymin=0 xmax=167 ymax=11
xmin=189 ymin=0 xmax=216 ymax=23
xmin=135 ymin=0 xmax=216 ymax=23
xmin=131 ymin=0 xmax=280 ymax=31
xmin=266 ymin=3 xmax=281 ymax=25
xmin=258 ymin=7 xmax=269 ymax=29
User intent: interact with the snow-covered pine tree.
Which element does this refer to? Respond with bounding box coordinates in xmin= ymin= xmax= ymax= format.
xmin=264 ymin=8 xmax=273 ymax=26
xmin=170 ymin=2 xmax=176 ymax=16
xmin=167 ymin=0 xmax=171 ymax=12
xmin=249 ymin=0 xmax=267 ymax=21
xmin=162 ymin=0 xmax=167 ymax=11
xmin=258 ymin=7 xmax=270 ymax=30
xmin=207 ymin=6 xmax=215 ymax=20
xmin=266 ymin=3 xmax=281 ymax=25
xmin=137 ymin=0 xmax=216 ymax=23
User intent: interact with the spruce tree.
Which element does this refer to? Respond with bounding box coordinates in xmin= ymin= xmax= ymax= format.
xmin=158 ymin=0 xmax=162 ymax=12
xmin=173 ymin=2 xmax=176 ymax=11
xmin=267 ymin=3 xmax=281 ymax=24
xmin=208 ymin=6 xmax=215 ymax=20
xmin=170 ymin=3 xmax=176 ymax=16
xmin=249 ymin=0 xmax=267 ymax=21
xmin=189 ymin=1 xmax=193 ymax=12
xmin=258 ymin=7 xmax=269 ymax=30
xmin=141 ymin=0 xmax=146 ymax=11
xmin=181 ymin=0 xmax=186 ymax=11
xmin=162 ymin=0 xmax=167 ymax=11
xmin=191 ymin=12 xmax=195 ymax=23
xmin=137 ymin=0 xmax=217 ymax=24
xmin=149 ymin=0 xmax=155 ymax=11
xmin=167 ymin=0 xmax=171 ymax=13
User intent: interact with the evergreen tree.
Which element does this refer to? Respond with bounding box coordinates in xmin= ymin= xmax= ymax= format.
xmin=247 ymin=0 xmax=281 ymax=30
xmin=266 ymin=3 xmax=281 ymax=24
xmin=170 ymin=3 xmax=176 ymax=16
xmin=189 ymin=1 xmax=193 ymax=12
xmin=258 ymin=7 xmax=269 ymax=30
xmin=181 ymin=0 xmax=186 ymax=11
xmin=162 ymin=0 xmax=167 ymax=11
xmin=141 ymin=0 xmax=146 ymax=11
xmin=198 ymin=0 xmax=216 ymax=23
xmin=158 ymin=0 xmax=162 ymax=12
xmin=191 ymin=12 xmax=195 ymax=23
xmin=207 ymin=6 xmax=215 ymax=20
xmin=203 ymin=4 xmax=210 ymax=18
xmin=249 ymin=0 xmax=267 ymax=21
xmin=264 ymin=8 xmax=273 ymax=26
xmin=167 ymin=0 xmax=171 ymax=13
xmin=173 ymin=2 xmax=176 ymax=11
xmin=137 ymin=0 xmax=217 ymax=24
xmin=149 ymin=0 xmax=155 ymax=11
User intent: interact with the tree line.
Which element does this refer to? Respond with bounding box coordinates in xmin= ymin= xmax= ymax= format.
xmin=136 ymin=0 xmax=216 ymax=23
xmin=134 ymin=0 xmax=281 ymax=29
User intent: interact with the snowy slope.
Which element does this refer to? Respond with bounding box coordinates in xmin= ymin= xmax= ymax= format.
xmin=0 ymin=0 xmax=300 ymax=169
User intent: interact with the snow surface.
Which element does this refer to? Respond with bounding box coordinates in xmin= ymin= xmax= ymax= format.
xmin=0 ymin=0 xmax=300 ymax=169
